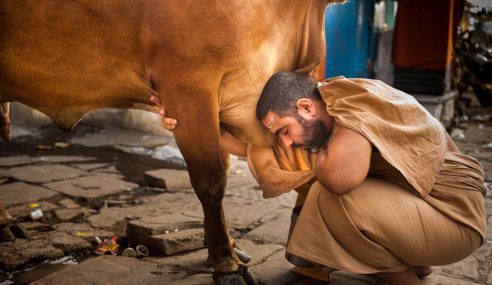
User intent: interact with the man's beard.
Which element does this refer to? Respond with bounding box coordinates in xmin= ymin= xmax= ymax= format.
xmin=294 ymin=116 xmax=331 ymax=153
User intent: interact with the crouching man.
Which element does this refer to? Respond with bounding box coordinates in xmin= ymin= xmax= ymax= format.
xmin=153 ymin=72 xmax=486 ymax=285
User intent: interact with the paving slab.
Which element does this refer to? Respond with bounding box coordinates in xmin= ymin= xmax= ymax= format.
xmin=53 ymin=223 xmax=114 ymax=240
xmin=250 ymin=249 xmax=303 ymax=285
xmin=243 ymin=208 xmax=291 ymax=245
xmin=146 ymin=248 xmax=211 ymax=273
xmin=36 ymin=156 xmax=96 ymax=163
xmin=88 ymin=192 xmax=202 ymax=229
xmin=57 ymin=198 xmax=81 ymax=209
xmin=53 ymin=209 xmax=87 ymax=222
xmin=30 ymin=255 xmax=172 ymax=285
xmin=0 ymin=155 xmax=96 ymax=167
xmin=171 ymin=274 xmax=214 ymax=285
xmin=223 ymin=199 xmax=289 ymax=230
xmin=422 ymin=274 xmax=483 ymax=285
xmin=149 ymin=228 xmax=205 ymax=255
xmin=434 ymin=243 xmax=492 ymax=283
xmin=328 ymin=271 xmax=380 ymax=285
xmin=126 ymin=214 xmax=203 ymax=252
xmin=2 ymin=164 xmax=88 ymax=183
xmin=43 ymin=174 xmax=137 ymax=202
xmin=0 ymin=238 xmax=65 ymax=271
xmin=70 ymin=163 xmax=110 ymax=171
xmin=0 ymin=155 xmax=37 ymax=167
xmin=235 ymin=239 xmax=284 ymax=265
xmin=461 ymin=124 xmax=492 ymax=144
xmin=46 ymin=232 xmax=92 ymax=253
xmin=144 ymin=169 xmax=192 ymax=190
xmin=92 ymin=165 xmax=122 ymax=175
xmin=7 ymin=201 xmax=58 ymax=220
xmin=0 ymin=182 xmax=60 ymax=207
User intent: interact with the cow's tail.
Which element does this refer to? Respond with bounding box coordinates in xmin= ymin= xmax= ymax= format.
xmin=0 ymin=102 xmax=11 ymax=142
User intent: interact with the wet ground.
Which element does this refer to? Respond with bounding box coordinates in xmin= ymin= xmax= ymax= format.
xmin=0 ymin=95 xmax=491 ymax=285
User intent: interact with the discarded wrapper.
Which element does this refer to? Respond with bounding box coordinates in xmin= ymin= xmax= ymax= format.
xmin=30 ymin=209 xmax=44 ymax=220
xmin=95 ymin=236 xmax=119 ymax=255
xmin=54 ymin=142 xmax=70 ymax=148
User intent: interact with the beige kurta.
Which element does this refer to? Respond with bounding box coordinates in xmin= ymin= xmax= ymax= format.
xmin=247 ymin=76 xmax=486 ymax=273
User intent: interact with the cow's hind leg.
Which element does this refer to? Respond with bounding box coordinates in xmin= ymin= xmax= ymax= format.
xmin=0 ymin=102 xmax=11 ymax=142
xmin=167 ymin=91 xmax=257 ymax=285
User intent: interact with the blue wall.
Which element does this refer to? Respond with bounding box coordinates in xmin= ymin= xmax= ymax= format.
xmin=325 ymin=0 xmax=375 ymax=78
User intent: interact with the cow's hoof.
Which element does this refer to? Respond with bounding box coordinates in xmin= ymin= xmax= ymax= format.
xmin=234 ymin=247 xmax=251 ymax=264
xmin=213 ymin=265 xmax=258 ymax=285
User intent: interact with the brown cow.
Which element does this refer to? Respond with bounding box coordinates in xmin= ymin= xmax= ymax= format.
xmin=0 ymin=1 xmax=341 ymax=283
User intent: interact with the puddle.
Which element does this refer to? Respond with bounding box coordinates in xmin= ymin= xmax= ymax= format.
xmin=0 ymin=256 xmax=89 ymax=285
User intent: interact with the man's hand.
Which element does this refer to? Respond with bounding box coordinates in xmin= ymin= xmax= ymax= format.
xmin=150 ymin=96 xmax=177 ymax=130
xmin=149 ymin=95 xmax=247 ymax=157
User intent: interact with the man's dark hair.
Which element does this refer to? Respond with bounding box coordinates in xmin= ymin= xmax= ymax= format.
xmin=256 ymin=71 xmax=322 ymax=120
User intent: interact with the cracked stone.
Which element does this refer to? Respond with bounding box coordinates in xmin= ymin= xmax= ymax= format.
xmin=243 ymin=208 xmax=291 ymax=245
xmin=144 ymin=169 xmax=192 ymax=190
xmin=0 ymin=182 xmax=60 ymax=207
xmin=235 ymin=239 xmax=284 ymax=265
xmin=250 ymin=250 xmax=301 ymax=285
xmin=223 ymin=200 xmax=288 ymax=230
xmin=2 ymin=165 xmax=88 ymax=183
xmin=43 ymin=174 xmax=137 ymax=202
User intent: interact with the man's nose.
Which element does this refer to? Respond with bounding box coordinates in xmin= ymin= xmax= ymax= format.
xmin=280 ymin=135 xmax=293 ymax=147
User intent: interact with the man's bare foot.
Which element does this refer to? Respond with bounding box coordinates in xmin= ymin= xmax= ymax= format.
xmin=412 ymin=266 xmax=433 ymax=278
xmin=373 ymin=268 xmax=421 ymax=285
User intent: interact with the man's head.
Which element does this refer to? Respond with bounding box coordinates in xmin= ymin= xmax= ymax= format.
xmin=257 ymin=72 xmax=331 ymax=151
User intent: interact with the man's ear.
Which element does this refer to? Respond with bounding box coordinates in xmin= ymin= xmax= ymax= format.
xmin=296 ymin=98 xmax=316 ymax=120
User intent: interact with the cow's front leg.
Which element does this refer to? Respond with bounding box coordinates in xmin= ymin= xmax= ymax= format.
xmin=167 ymin=92 xmax=256 ymax=285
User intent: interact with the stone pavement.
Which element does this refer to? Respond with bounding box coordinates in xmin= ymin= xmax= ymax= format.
xmin=0 ymin=104 xmax=491 ymax=285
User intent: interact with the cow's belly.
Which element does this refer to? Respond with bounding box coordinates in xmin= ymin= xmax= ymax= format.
xmin=0 ymin=56 xmax=156 ymax=130
xmin=216 ymin=51 xmax=280 ymax=147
